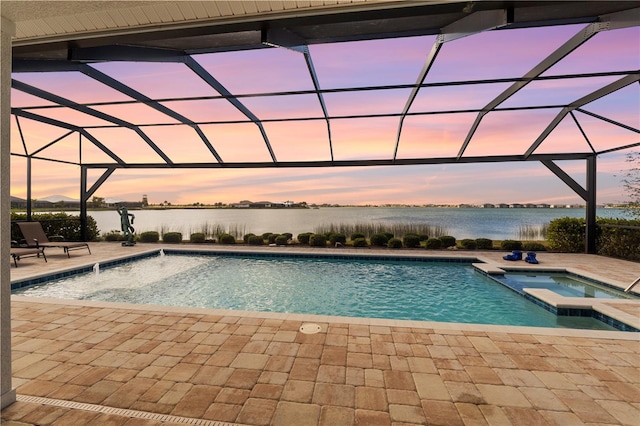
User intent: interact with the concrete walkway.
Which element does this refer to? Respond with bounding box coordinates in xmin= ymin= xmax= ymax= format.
xmin=3 ymin=243 xmax=640 ymax=425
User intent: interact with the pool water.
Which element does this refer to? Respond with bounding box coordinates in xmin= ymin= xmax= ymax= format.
xmin=501 ymin=273 xmax=634 ymax=299
xmin=13 ymin=254 xmax=618 ymax=330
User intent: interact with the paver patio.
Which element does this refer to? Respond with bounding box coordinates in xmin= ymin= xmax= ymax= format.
xmin=2 ymin=243 xmax=639 ymax=425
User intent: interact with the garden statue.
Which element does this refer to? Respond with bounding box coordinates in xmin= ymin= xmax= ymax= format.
xmin=117 ymin=206 xmax=136 ymax=246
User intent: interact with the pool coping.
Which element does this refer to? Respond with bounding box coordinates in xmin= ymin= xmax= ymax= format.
xmin=10 ymin=246 xmax=640 ymax=336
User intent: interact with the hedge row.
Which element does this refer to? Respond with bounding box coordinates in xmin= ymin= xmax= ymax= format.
xmin=547 ymin=217 xmax=640 ymax=261
xmin=11 ymin=212 xmax=100 ymax=242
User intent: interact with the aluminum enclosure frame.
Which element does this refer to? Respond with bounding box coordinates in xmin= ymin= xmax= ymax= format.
xmin=8 ymin=1 xmax=640 ymax=252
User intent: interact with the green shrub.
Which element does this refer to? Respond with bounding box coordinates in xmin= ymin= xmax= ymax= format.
xmin=418 ymin=234 xmax=429 ymax=241
xmin=425 ymin=238 xmax=442 ymax=249
xmin=388 ymin=238 xmax=403 ymax=249
xmin=262 ymin=232 xmax=274 ymax=241
xmin=309 ymin=234 xmax=327 ymax=247
xmin=370 ymin=233 xmax=389 ymax=247
xmin=267 ymin=233 xmax=279 ymax=244
xmin=523 ymin=242 xmax=546 ymax=251
xmin=219 ymin=233 xmax=236 ymax=244
xmin=190 ymin=232 xmax=205 ymax=243
xmin=597 ymin=218 xmax=640 ymax=261
xmin=350 ymin=233 xmax=365 ymax=241
xmin=475 ymin=238 xmax=493 ymax=250
xmin=439 ymin=235 xmax=456 ymax=248
xmin=281 ymin=233 xmax=293 ymax=240
xmin=139 ymin=231 xmax=160 ymax=243
xmin=243 ymin=233 xmax=256 ymax=243
xmin=402 ymin=234 xmax=421 ymax=248
xmin=500 ymin=240 xmax=523 ymax=250
xmin=352 ymin=237 xmax=368 ymax=247
xmin=329 ymin=233 xmax=347 ymax=246
xmin=247 ymin=235 xmax=264 ymax=245
xmin=163 ymin=232 xmax=182 ymax=244
xmin=460 ymin=239 xmax=477 ymax=250
xmin=11 ymin=212 xmax=100 ymax=242
xmin=274 ymin=234 xmax=289 ymax=245
xmin=547 ymin=217 xmax=585 ymax=253
xmin=103 ymin=231 xmax=123 ymax=242
xmin=382 ymin=231 xmax=394 ymax=240
xmin=297 ymin=232 xmax=313 ymax=244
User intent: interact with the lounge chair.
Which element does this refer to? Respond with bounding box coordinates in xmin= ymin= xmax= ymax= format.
xmin=503 ymin=250 xmax=522 ymax=261
xmin=16 ymin=222 xmax=91 ymax=257
xmin=10 ymin=247 xmax=47 ymax=267
xmin=525 ymin=251 xmax=539 ymax=264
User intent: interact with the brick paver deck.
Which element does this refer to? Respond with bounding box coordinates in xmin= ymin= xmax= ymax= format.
xmin=3 ymin=243 xmax=639 ymax=425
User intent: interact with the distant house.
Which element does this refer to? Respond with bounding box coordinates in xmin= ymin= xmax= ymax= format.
xmin=510 ymin=203 xmax=524 ymax=208
xmin=496 ymin=203 xmax=509 ymax=209
xmin=10 ymin=196 xmax=27 ymax=209
xmin=233 ymin=200 xmax=252 ymax=208
xmin=481 ymin=203 xmax=495 ymax=208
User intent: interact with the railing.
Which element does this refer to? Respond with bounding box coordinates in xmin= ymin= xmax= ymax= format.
xmin=624 ymin=277 xmax=640 ymax=293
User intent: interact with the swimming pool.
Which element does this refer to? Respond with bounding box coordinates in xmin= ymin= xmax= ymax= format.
xmin=13 ymin=251 xmax=632 ymax=331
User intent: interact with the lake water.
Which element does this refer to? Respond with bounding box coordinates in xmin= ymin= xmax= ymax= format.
xmin=85 ymin=207 xmax=628 ymax=240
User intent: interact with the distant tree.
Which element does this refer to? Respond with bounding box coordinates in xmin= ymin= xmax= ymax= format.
xmin=91 ymin=196 xmax=105 ymax=208
xmin=621 ymin=151 xmax=640 ymax=218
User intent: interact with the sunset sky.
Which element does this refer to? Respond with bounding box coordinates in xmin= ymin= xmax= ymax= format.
xmin=9 ymin=22 xmax=639 ymax=206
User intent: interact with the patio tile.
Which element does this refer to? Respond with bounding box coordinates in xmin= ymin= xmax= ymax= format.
xmin=215 ymin=387 xmax=250 ymax=405
xmin=230 ymin=353 xmax=269 ymax=370
xmin=346 ymin=367 xmax=364 ymax=386
xmin=383 ymin=370 xmax=415 ymax=391
xmin=140 ymin=380 xmax=175 ymax=402
xmin=203 ymin=402 xmax=241 ymax=422
xmin=477 ymin=405 xmax=511 ymax=425
xmin=444 ymin=381 xmax=484 ymax=404
xmin=354 ymin=409 xmax=391 ymax=425
xmin=225 ymin=369 xmax=261 ymax=389
xmin=388 ymin=404 xmax=426 ymax=424
xmin=494 ymin=368 xmax=546 ymax=387
xmin=157 ymin=382 xmax=193 ymax=405
xmin=272 ymin=401 xmax=320 ymax=426
xmin=386 ymin=389 xmax=421 ymax=406
xmin=102 ymin=377 xmax=158 ymax=408
xmin=289 ymin=358 xmax=320 ymax=381
xmin=475 ymin=384 xmax=532 ymax=408
xmin=502 ymin=406 xmax=551 ymax=425
xmin=162 ymin=362 xmax=200 ymax=382
xmin=421 ymin=400 xmax=464 ymax=426
xmin=281 ymin=380 xmax=315 ymax=403
xmin=312 ymin=383 xmax=355 ymax=407
xmin=412 ymin=373 xmax=449 ymax=400
xmin=454 ymin=402 xmax=489 ymax=426
xmin=318 ymin=405 xmax=354 ymax=426
xmin=17 ymin=379 xmax=61 ymax=397
xmin=539 ymin=410 xmax=586 ymax=426
xmin=75 ymin=380 xmax=123 ymax=404
xmin=235 ymin=398 xmax=277 ymax=425
xmin=250 ymin=383 xmax=283 ymax=400
xmin=356 ymin=386 xmax=388 ymax=411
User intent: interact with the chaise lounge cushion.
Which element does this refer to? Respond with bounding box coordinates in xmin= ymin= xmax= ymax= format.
xmin=16 ymin=222 xmax=91 ymax=258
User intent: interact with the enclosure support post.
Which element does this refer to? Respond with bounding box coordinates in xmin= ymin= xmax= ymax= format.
xmin=585 ymin=155 xmax=597 ymax=254
xmin=26 ymin=156 xmax=31 ymax=220
xmin=80 ymin=166 xmax=88 ymax=242
xmin=0 ymin=15 xmax=17 ymax=410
